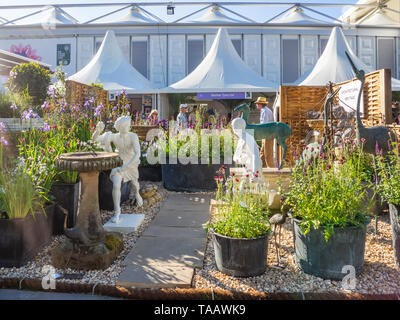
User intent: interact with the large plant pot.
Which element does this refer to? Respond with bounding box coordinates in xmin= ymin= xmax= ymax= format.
xmin=98 ymin=170 xmax=130 ymax=211
xmin=132 ymin=125 xmax=158 ymax=141
xmin=211 ymin=231 xmax=269 ymax=277
xmin=388 ymin=204 xmax=400 ymax=269
xmin=162 ymin=163 xmax=231 ymax=192
xmin=45 ymin=204 xmax=67 ymax=236
xmin=139 ymin=164 xmax=162 ymax=182
xmin=0 ymin=211 xmax=52 ymax=267
xmin=362 ymin=182 xmax=388 ymax=216
xmin=50 ymin=182 xmax=79 ymax=228
xmin=292 ymin=218 xmax=369 ymax=280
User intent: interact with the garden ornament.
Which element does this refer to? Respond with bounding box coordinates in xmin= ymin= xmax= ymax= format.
xmin=269 ymin=211 xmax=288 ymax=267
xmin=92 ymin=116 xmax=143 ymax=224
xmin=345 ymin=51 xmax=396 ymax=155
xmin=233 ymin=103 xmax=292 ymax=169
xmin=232 ymin=117 xmax=263 ymax=176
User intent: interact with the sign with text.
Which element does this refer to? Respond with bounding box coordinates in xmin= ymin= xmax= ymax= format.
xmin=338 ymin=80 xmax=364 ymax=116
xmin=197 ymin=92 xmax=252 ymax=100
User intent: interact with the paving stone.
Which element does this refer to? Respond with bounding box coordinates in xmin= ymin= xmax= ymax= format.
xmin=121 ymin=236 xmax=205 ymax=268
xmin=117 ymin=262 xmax=194 ymax=289
xmin=143 ymin=225 xmax=206 ymax=239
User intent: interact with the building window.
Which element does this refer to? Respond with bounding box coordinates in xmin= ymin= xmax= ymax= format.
xmin=187 ymin=36 xmax=204 ymax=74
xmin=377 ymin=37 xmax=395 ymax=76
xmin=95 ymin=37 xmax=103 ymax=53
xmin=282 ymin=37 xmax=299 ymax=83
xmin=319 ymin=37 xmax=328 ymax=56
xmin=231 ymin=35 xmax=242 ymax=58
xmin=132 ymin=36 xmax=148 ymax=78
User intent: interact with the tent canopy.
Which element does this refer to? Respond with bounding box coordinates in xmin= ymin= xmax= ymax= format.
xmin=270 ymin=6 xmax=329 ymax=25
xmin=160 ymin=28 xmax=276 ymax=93
xmin=107 ymin=6 xmax=158 ymax=24
xmin=183 ymin=5 xmax=247 ymax=24
xmin=67 ymin=30 xmax=156 ymax=93
xmin=360 ymin=8 xmax=400 ymax=25
xmin=296 ymin=27 xmax=400 ymax=91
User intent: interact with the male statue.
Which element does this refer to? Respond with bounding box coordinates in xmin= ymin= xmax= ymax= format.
xmin=92 ymin=116 xmax=143 ymax=223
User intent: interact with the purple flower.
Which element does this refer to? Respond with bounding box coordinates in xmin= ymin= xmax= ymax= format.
xmin=9 ymin=71 xmax=17 ymax=78
xmin=40 ymin=121 xmax=51 ymax=132
xmin=0 ymin=122 xmax=6 ymax=132
xmin=47 ymin=87 xmax=56 ymax=99
xmin=21 ymin=108 xmax=39 ymax=120
xmin=41 ymin=101 xmax=49 ymax=110
xmin=10 ymin=103 xmax=17 ymax=110
xmin=94 ymin=103 xmax=104 ymax=117
xmin=0 ymin=136 xmax=8 ymax=146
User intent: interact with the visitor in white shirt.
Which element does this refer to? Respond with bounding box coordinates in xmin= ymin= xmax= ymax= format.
xmin=255 ymin=97 xmax=274 ymax=168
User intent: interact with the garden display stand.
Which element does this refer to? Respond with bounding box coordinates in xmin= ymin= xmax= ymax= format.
xmin=51 ymin=152 xmax=124 ymax=270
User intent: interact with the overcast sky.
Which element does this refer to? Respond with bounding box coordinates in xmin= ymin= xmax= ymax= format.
xmin=0 ymin=0 xmax=359 ymax=24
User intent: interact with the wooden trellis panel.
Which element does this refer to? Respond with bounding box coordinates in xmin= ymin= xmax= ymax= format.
xmin=279 ymin=85 xmax=328 ymax=165
xmin=279 ymin=68 xmax=393 ymax=167
xmin=65 ymin=80 xmax=109 ymax=107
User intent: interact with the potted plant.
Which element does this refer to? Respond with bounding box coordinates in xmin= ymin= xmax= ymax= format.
xmin=284 ymin=143 xmax=371 ymax=280
xmin=0 ymin=158 xmax=51 ymax=267
xmin=158 ymin=123 xmax=235 ymax=192
xmin=376 ymin=142 xmax=400 ymax=269
xmin=204 ymin=167 xmax=271 ymax=277
xmin=138 ymin=139 xmax=162 ymax=182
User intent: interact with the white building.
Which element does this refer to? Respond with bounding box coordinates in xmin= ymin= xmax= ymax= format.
xmin=0 ymin=2 xmax=399 ymax=92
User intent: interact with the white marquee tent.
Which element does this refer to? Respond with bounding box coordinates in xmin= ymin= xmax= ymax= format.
xmin=160 ymin=28 xmax=277 ymax=93
xmin=270 ymin=6 xmax=329 ymax=25
xmin=107 ymin=6 xmax=158 ymax=24
xmin=67 ymin=30 xmax=156 ymax=93
xmin=295 ymin=27 xmax=400 ymax=91
xmin=183 ymin=5 xmax=247 ymax=24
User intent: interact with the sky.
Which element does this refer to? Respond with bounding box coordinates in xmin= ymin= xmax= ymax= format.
xmin=0 ymin=0 xmax=360 ymax=24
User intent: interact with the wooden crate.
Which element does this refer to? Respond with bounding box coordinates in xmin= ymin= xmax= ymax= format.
xmin=65 ymin=80 xmax=109 ymax=107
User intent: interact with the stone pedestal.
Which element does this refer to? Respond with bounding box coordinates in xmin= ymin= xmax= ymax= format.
xmin=104 ymin=214 xmax=145 ymax=233
xmin=51 ymin=232 xmax=123 ymax=270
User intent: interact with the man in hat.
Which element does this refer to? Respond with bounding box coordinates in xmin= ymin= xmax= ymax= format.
xmin=177 ymin=104 xmax=188 ymax=131
xmin=256 ymin=97 xmax=274 ymax=168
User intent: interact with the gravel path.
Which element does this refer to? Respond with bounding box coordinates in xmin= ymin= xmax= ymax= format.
xmin=193 ymin=206 xmax=400 ymax=294
xmin=0 ymin=181 xmax=168 ymax=286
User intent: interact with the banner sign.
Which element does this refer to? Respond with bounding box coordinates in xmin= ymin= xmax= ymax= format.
xmin=338 ymin=80 xmax=364 ymax=116
xmin=197 ymin=92 xmax=252 ymax=100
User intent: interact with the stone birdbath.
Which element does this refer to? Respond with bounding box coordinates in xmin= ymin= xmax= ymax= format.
xmin=51 ymin=151 xmax=124 ymax=270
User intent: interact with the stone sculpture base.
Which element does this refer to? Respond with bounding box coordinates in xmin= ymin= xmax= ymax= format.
xmin=51 ymin=232 xmax=124 ymax=270
xmin=104 ymin=214 xmax=145 ymax=233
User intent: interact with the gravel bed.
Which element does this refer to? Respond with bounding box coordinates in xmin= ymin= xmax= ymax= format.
xmin=0 ymin=181 xmax=168 ymax=287
xmin=193 ymin=207 xmax=400 ymax=295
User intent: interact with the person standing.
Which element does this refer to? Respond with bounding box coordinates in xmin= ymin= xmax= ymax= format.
xmin=188 ymin=105 xmax=198 ymax=125
xmin=256 ymin=97 xmax=274 ymax=168
xmin=177 ymin=104 xmax=188 ymax=131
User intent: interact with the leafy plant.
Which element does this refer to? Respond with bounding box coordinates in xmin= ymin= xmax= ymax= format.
xmin=7 ymin=62 xmax=51 ymax=106
xmin=376 ymin=141 xmax=400 ymax=206
xmin=284 ymin=142 xmax=371 ymax=241
xmin=203 ymin=166 xmax=271 ymax=239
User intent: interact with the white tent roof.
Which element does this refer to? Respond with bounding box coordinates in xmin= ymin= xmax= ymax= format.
xmin=23 ymin=6 xmax=77 ymax=25
xmin=296 ymin=27 xmax=400 ymax=91
xmin=160 ymin=28 xmax=276 ymax=93
xmin=184 ymin=5 xmax=247 ymax=24
xmin=270 ymin=6 xmax=329 ymax=25
xmin=107 ymin=6 xmax=157 ymax=24
xmin=360 ymin=8 xmax=400 ymax=25
xmin=67 ymin=30 xmax=156 ymax=93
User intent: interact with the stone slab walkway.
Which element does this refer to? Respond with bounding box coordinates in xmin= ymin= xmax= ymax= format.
xmin=116 ymin=193 xmax=211 ymax=289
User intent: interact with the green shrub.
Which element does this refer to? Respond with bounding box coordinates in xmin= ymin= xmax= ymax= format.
xmin=7 ymin=62 xmax=51 ymax=106
xmin=0 ymin=90 xmax=34 ymax=118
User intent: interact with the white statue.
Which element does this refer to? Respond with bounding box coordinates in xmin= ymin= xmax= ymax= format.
xmin=92 ymin=116 xmax=143 ymax=224
xmin=232 ymin=118 xmax=263 ymax=177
